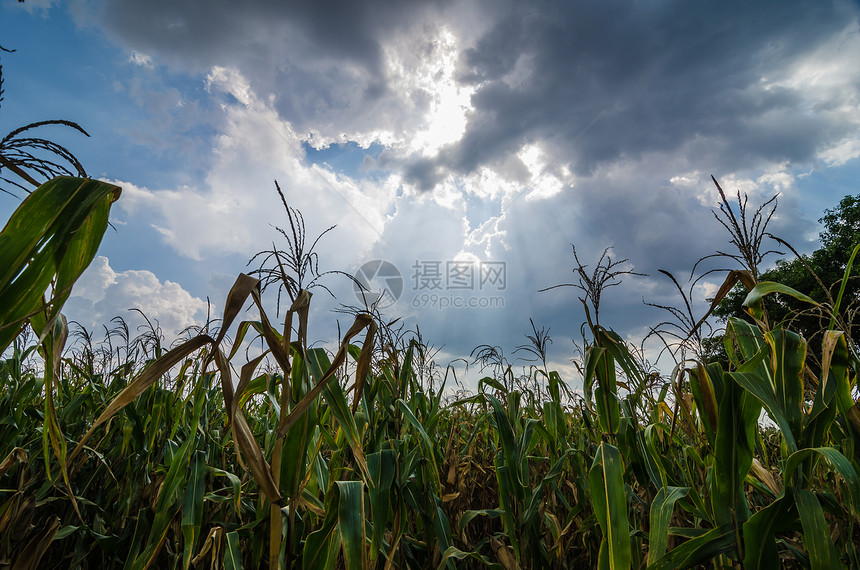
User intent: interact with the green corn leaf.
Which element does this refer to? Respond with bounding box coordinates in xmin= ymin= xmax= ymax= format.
xmin=726 ymin=317 xmax=768 ymax=364
xmin=336 ymin=480 xmax=366 ymax=570
xmin=597 ymin=328 xmax=648 ymax=402
xmin=437 ymin=545 xmax=503 ymax=570
xmin=648 ymin=486 xmax=689 ymax=564
xmin=585 ymin=346 xmax=621 ymax=435
xmin=829 ymin=243 xmax=860 ymax=331
xmin=0 ymin=176 xmax=121 ymax=353
xmin=731 ymin=371 xmax=798 ymax=454
xmin=494 ymin=461 xmax=521 ymax=561
xmin=784 ymin=447 xmax=860 ymax=521
xmin=223 ymin=530 xmax=243 ymax=570
xmin=742 ymin=491 xmax=796 ymax=570
xmin=804 ymin=332 xmax=846 ymax=449
xmin=742 ymin=281 xmax=818 ymax=326
xmin=765 ymin=329 xmax=806 ymax=442
xmin=488 ymin=394 xmax=524 ymax=494
xmin=398 ymin=341 xmax=415 ymax=398
xmin=433 ymin=497 xmax=455 ymax=569
xmin=132 ymin=391 xmax=206 ymax=570
xmin=181 ymin=450 xmax=207 ymax=570
xmin=711 ymin=372 xmax=757 ymax=530
xmin=479 ymin=376 xmax=507 ymax=394
xmin=123 ymin=509 xmax=150 ymax=570
xmin=647 ymin=524 xmax=735 ymax=570
xmin=589 ymin=443 xmax=631 ymax=570
xmin=280 ymin=351 xmax=315 ymax=500
xmin=321 ymin=373 xmax=363 ymax=466
xmin=796 ymin=489 xmax=839 ymax=570
xmin=131 ymin=435 xmax=195 ymax=570
xmin=583 ymin=346 xmax=605 ymax=405
xmin=642 ymin=425 xmax=670 ymax=489
xmin=458 ymin=509 xmax=504 ymax=541
xmin=211 ymin=467 xmax=243 ymax=515
xmin=820 ymin=330 xmax=854 ymax=414
xmin=397 ymin=399 xmax=441 ymax=488
xmin=688 ymin=364 xmax=719 ymax=446
xmin=367 ymin=449 xmax=396 ymax=560
xmin=303 ymin=488 xmax=341 ymax=570
xmin=522 ymin=450 xmax=572 ymax=528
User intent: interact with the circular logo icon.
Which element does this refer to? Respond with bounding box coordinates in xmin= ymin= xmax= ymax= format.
xmin=353 ymin=260 xmax=403 ymax=309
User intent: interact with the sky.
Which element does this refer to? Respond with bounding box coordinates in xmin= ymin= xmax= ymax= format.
xmin=2 ymin=0 xmax=860 ymax=388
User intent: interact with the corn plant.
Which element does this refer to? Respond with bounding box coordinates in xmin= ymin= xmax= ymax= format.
xmin=3 ymin=178 xmax=860 ymax=569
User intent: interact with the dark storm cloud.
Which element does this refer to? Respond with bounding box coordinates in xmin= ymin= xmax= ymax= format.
xmin=93 ymin=0 xmax=452 ymax=134
xmin=99 ymin=0 xmax=417 ymax=70
xmin=92 ymin=0 xmax=858 ymax=181
xmin=432 ymin=0 xmax=859 ymax=182
xmin=403 ymin=156 xmax=444 ymax=192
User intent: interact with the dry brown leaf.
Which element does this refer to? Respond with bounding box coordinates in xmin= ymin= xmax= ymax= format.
xmin=12 ymin=515 xmax=60 ymax=570
xmin=490 ymin=536 xmax=520 ymax=570
xmin=214 ymin=273 xmax=260 ymax=347
xmin=690 ymin=269 xmax=757 ymax=337
xmin=0 ymin=447 xmax=26 ymax=479
xmin=750 ymin=458 xmax=781 ymax=495
xmin=232 ymin=410 xmax=283 ymax=506
xmin=820 ymin=329 xmax=843 ymax=394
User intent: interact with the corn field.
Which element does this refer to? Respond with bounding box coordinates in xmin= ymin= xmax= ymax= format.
xmin=2 ymin=176 xmax=860 ymax=569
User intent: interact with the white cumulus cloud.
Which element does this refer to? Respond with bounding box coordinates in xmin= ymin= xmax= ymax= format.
xmin=65 ymin=256 xmax=210 ymax=339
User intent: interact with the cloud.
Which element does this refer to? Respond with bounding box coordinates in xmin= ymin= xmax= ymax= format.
xmin=11 ymin=0 xmax=59 ymax=15
xmin=103 ymin=64 xmax=818 ymax=377
xmin=431 ymin=0 xmax=860 ymax=181
xmin=111 ymin=68 xmax=398 ymax=268
xmin=91 ymin=1 xmax=860 ymax=197
xmin=65 ymin=256 xmax=210 ymax=339
xmin=71 ymin=0 xmax=860 ymax=379
xmin=128 ymin=50 xmax=153 ymax=68
xmin=92 ymin=0 xmax=464 ymax=145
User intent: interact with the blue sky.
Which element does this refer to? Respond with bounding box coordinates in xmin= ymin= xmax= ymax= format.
xmin=2 ymin=0 xmax=860 ymax=386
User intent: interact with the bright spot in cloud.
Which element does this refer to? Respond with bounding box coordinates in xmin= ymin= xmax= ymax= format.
xmin=518 ymin=144 xmax=566 ymax=201
xmin=206 ymin=66 xmax=255 ymax=107
xmin=387 ymin=29 xmax=475 ymax=155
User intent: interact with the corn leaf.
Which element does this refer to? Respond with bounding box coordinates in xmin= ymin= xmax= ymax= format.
xmin=181 ymin=450 xmax=207 ymax=570
xmin=796 ymin=489 xmax=839 ymax=570
xmin=648 ymin=486 xmax=689 ymax=564
xmin=223 ymin=531 xmax=243 ymax=570
xmin=742 ymin=491 xmax=796 ymax=570
xmin=742 ymin=281 xmax=818 ymax=327
xmin=0 ymin=177 xmax=120 ymax=353
xmin=589 ymin=443 xmax=631 ymax=570
xmin=336 ymin=480 xmax=366 ymax=570
xmin=648 ymin=524 xmax=735 ymax=570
